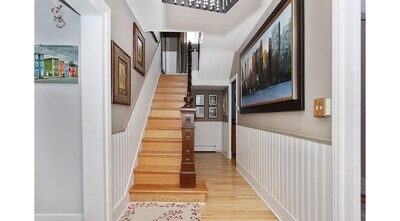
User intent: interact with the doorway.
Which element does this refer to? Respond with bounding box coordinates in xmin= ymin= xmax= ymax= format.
xmin=231 ymin=80 xmax=237 ymax=158
xmin=228 ymin=74 xmax=237 ymax=161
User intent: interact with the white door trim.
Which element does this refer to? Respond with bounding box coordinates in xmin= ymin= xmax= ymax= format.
xmin=71 ymin=0 xmax=112 ymax=220
xmin=332 ymin=0 xmax=361 ymax=220
xmin=228 ymin=74 xmax=238 ymax=160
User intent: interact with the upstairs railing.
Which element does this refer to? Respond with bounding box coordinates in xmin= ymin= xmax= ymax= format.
xmin=180 ymin=42 xmax=196 ymax=188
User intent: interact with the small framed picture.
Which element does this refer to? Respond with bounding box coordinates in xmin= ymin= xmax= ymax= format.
xmin=133 ymin=22 xmax=145 ymax=76
xmin=209 ymin=94 xmax=218 ymax=106
xmin=196 ymin=94 xmax=205 ymax=106
xmin=196 ymin=107 xmax=204 ymax=118
xmin=111 ymin=40 xmax=131 ymax=106
xmin=209 ymin=107 xmax=218 ymax=118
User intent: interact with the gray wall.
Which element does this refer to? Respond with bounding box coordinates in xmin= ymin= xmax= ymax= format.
xmin=35 ymin=0 xmax=83 ymax=215
xmin=107 ymin=0 xmax=159 ymax=133
xmin=193 ymin=90 xmax=223 ymax=122
xmin=231 ymin=0 xmax=332 ymax=142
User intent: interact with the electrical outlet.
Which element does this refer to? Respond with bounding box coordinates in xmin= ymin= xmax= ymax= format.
xmin=314 ymin=98 xmax=331 ymax=118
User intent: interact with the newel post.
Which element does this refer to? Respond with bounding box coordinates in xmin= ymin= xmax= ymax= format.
xmin=180 ymin=42 xmax=196 ymax=188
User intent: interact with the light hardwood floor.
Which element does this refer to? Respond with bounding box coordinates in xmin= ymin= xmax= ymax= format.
xmin=196 ymin=153 xmax=278 ymax=220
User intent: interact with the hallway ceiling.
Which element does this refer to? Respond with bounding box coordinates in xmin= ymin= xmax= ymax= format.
xmin=126 ymin=0 xmax=273 ymax=84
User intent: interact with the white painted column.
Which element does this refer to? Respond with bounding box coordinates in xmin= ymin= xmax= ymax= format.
xmin=332 ymin=0 xmax=361 ymax=220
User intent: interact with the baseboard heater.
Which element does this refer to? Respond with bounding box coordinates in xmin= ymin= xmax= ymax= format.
xmin=195 ymin=145 xmax=217 ymax=152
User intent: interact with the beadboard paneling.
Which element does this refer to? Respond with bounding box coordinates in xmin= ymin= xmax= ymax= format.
xmin=194 ymin=122 xmax=222 ymax=152
xmin=111 ymin=45 xmax=161 ymax=220
xmin=236 ymin=125 xmax=333 ymax=221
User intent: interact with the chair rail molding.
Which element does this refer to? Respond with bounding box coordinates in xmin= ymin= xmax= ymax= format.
xmin=332 ymin=0 xmax=361 ymax=220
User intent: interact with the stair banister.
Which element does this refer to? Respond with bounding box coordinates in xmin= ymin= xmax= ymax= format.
xmin=180 ymin=42 xmax=196 ymax=188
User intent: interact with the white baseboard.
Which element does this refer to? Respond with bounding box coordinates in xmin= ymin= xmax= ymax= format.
xmin=113 ymin=193 xmax=130 ymax=221
xmin=236 ymin=162 xmax=295 ymax=221
xmin=35 ymin=214 xmax=83 ymax=221
xmin=195 ymin=146 xmax=217 ymax=152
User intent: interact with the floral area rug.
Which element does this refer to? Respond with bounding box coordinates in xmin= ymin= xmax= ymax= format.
xmin=119 ymin=202 xmax=201 ymax=221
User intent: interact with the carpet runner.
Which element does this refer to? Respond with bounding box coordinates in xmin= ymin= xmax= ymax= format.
xmin=119 ymin=202 xmax=201 ymax=221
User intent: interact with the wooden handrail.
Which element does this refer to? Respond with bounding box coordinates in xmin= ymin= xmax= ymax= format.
xmin=180 ymin=42 xmax=196 ymax=188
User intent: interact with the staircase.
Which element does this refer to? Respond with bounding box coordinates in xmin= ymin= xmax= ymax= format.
xmin=130 ymin=74 xmax=208 ymax=202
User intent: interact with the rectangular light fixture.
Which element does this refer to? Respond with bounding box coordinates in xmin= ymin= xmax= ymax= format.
xmin=162 ymin=0 xmax=239 ymax=14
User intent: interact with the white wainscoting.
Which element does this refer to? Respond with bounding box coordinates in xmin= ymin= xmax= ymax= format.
xmin=194 ymin=122 xmax=223 ymax=152
xmin=111 ymin=45 xmax=161 ymax=220
xmin=236 ymin=126 xmax=333 ymax=221
xmin=222 ymin=122 xmax=229 ymax=158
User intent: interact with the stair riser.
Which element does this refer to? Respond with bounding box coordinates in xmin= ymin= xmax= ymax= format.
xmin=139 ymin=155 xmax=181 ymax=166
xmin=130 ymin=193 xmax=206 ymax=203
xmin=158 ymin=81 xmax=187 ymax=87
xmin=134 ymin=173 xmax=180 ymax=185
xmin=151 ymin=110 xmax=181 ymax=118
xmin=142 ymin=142 xmax=181 ymax=152
xmin=148 ymin=119 xmax=181 ymax=128
xmin=152 ymin=101 xmax=184 ymax=110
xmin=156 ymin=87 xmax=187 ymax=95
xmin=155 ymin=94 xmax=184 ymax=101
xmin=144 ymin=130 xmax=182 ymax=139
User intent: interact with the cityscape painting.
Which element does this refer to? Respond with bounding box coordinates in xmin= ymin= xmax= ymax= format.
xmin=240 ymin=0 xmax=304 ymax=113
xmin=34 ymin=45 xmax=79 ymax=84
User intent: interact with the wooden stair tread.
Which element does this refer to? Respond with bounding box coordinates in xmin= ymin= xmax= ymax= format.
xmin=142 ymin=137 xmax=181 ymax=142
xmin=157 ymin=85 xmax=187 ymax=89
xmin=153 ymin=99 xmax=184 ymax=103
xmin=130 ymin=181 xmax=208 ymax=194
xmin=146 ymin=127 xmax=180 ymax=131
xmin=146 ymin=126 xmax=181 ymax=130
xmin=139 ymin=151 xmax=181 ymax=156
xmin=148 ymin=116 xmax=181 ymax=120
xmin=135 ymin=165 xmax=180 ymax=173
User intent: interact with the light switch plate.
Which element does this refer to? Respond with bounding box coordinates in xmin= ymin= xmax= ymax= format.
xmin=314 ymin=98 xmax=331 ymax=118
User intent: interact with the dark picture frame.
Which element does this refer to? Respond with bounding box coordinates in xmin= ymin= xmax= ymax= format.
xmin=240 ymin=0 xmax=304 ymax=114
xmin=111 ymin=40 xmax=131 ymax=106
xmin=196 ymin=107 xmax=205 ymax=118
xmin=195 ymin=94 xmax=205 ymax=106
xmin=209 ymin=107 xmax=218 ymax=118
xmin=209 ymin=94 xmax=218 ymax=106
xmin=133 ymin=22 xmax=145 ymax=76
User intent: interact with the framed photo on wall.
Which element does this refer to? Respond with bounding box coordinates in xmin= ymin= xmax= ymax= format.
xmin=34 ymin=45 xmax=79 ymax=84
xmin=196 ymin=94 xmax=205 ymax=106
xmin=111 ymin=40 xmax=131 ymax=106
xmin=240 ymin=0 xmax=304 ymax=113
xmin=196 ymin=107 xmax=205 ymax=118
xmin=209 ymin=94 xmax=218 ymax=106
xmin=133 ymin=22 xmax=145 ymax=76
xmin=209 ymin=107 xmax=218 ymax=118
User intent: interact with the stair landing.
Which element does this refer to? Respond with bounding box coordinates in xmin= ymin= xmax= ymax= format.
xmin=130 ymin=181 xmax=208 ymax=203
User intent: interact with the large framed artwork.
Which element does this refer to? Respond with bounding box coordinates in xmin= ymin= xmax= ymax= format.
xmin=133 ymin=22 xmax=145 ymax=76
xmin=112 ymin=40 xmax=131 ymax=106
xmin=240 ymin=0 xmax=304 ymax=113
xmin=34 ymin=45 xmax=79 ymax=84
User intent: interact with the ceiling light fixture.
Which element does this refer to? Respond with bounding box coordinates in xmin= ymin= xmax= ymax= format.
xmin=162 ymin=0 xmax=239 ymax=14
